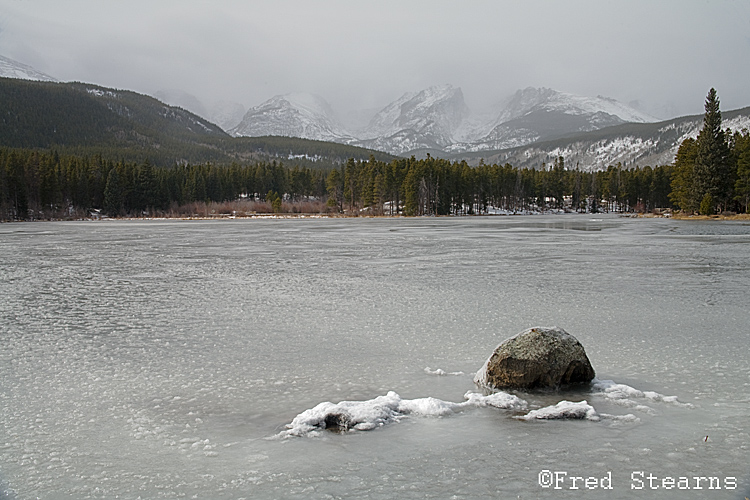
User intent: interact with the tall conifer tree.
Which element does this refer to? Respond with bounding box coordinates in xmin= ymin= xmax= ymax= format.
xmin=103 ymin=168 xmax=124 ymax=216
xmin=734 ymin=132 xmax=750 ymax=213
xmin=694 ymin=88 xmax=732 ymax=211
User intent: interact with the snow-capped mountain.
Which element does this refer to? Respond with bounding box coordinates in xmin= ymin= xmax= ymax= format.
xmin=447 ymin=87 xmax=659 ymax=154
xmin=354 ymin=84 xmax=470 ymax=155
xmin=230 ymin=93 xmax=353 ymax=143
xmin=0 ymin=55 xmax=57 ymax=82
xmin=493 ymin=87 xmax=656 ymax=126
xmin=228 ymin=85 xmax=677 ymax=160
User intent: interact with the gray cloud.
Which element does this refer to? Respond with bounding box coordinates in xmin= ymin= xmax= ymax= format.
xmin=1 ymin=0 xmax=748 ymax=120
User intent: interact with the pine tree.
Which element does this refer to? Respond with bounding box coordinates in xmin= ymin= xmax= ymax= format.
xmin=694 ymin=88 xmax=732 ymax=212
xmin=699 ymin=193 xmax=715 ymax=216
xmin=344 ymin=158 xmax=358 ymax=213
xmin=733 ymin=132 xmax=750 ymax=213
xmin=134 ymin=160 xmax=156 ymax=212
xmin=103 ymin=168 xmax=124 ymax=216
xmin=4 ymin=152 xmax=28 ymax=219
xmin=325 ymin=168 xmax=343 ymax=212
xmin=669 ymin=138 xmax=698 ymax=213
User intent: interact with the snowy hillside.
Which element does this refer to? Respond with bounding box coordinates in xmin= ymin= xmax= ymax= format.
xmin=360 ymin=85 xmax=469 ymax=140
xmin=0 ymin=55 xmax=57 ymax=82
xmin=493 ymin=87 xmax=657 ymax=125
xmin=446 ymin=87 xmax=660 ymax=154
xmin=229 ymin=93 xmax=353 ymax=143
xmin=463 ymin=108 xmax=750 ymax=171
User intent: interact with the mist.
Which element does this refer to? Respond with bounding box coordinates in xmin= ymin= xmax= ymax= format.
xmin=1 ymin=0 xmax=749 ymax=120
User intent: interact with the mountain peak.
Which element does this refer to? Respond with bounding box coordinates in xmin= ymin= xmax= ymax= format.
xmin=356 ymin=84 xmax=470 ymax=153
xmin=499 ymin=87 xmax=658 ymax=124
xmin=229 ymin=92 xmax=352 ymax=142
xmin=0 ymin=55 xmax=57 ymax=82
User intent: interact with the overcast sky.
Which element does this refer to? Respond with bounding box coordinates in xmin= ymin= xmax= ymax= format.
xmin=1 ymin=0 xmax=749 ymax=120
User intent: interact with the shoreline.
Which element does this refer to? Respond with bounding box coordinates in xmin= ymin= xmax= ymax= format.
xmin=669 ymin=213 xmax=750 ymax=221
xmin=4 ymin=212 xmax=750 ymax=223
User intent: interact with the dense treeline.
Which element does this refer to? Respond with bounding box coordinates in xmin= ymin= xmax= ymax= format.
xmin=670 ymin=89 xmax=750 ymax=215
xmin=1 ymin=147 xmax=677 ymax=219
xmin=326 ymin=155 xmax=673 ymax=216
xmin=0 ymin=149 xmax=331 ymax=218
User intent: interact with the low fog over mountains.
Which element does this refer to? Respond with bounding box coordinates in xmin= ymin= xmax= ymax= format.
xmin=228 ymin=84 xmax=660 ymax=156
xmin=3 ymin=53 xmax=749 ymax=170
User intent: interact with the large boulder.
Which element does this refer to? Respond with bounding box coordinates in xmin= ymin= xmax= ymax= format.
xmin=474 ymin=327 xmax=595 ymax=390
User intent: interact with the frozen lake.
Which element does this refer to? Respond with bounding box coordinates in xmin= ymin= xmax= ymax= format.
xmin=1 ymin=215 xmax=749 ymax=499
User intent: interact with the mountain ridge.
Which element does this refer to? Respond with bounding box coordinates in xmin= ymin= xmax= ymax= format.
xmin=438 ymin=106 xmax=750 ymax=169
xmin=229 ymin=85 xmax=663 ymax=158
xmin=0 ymin=77 xmax=394 ymax=167
xmin=3 ymin=54 xmax=748 ymax=171
xmin=0 ymin=55 xmax=57 ymax=82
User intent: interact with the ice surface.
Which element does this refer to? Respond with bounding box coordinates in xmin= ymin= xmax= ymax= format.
xmin=3 ymin=218 xmax=749 ymax=499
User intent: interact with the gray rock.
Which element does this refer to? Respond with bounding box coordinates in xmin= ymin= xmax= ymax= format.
xmin=474 ymin=327 xmax=595 ymax=390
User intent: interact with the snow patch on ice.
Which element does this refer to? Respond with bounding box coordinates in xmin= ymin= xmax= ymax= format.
xmin=599 ymin=413 xmax=641 ymax=424
xmin=517 ymin=400 xmax=600 ymax=421
xmin=463 ymin=390 xmax=528 ymax=410
xmin=276 ymin=378 xmax=687 ymax=438
xmin=424 ymin=367 xmax=465 ymax=376
xmin=277 ymin=390 xmax=528 ymax=438
xmin=591 ymin=378 xmax=694 ymax=412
